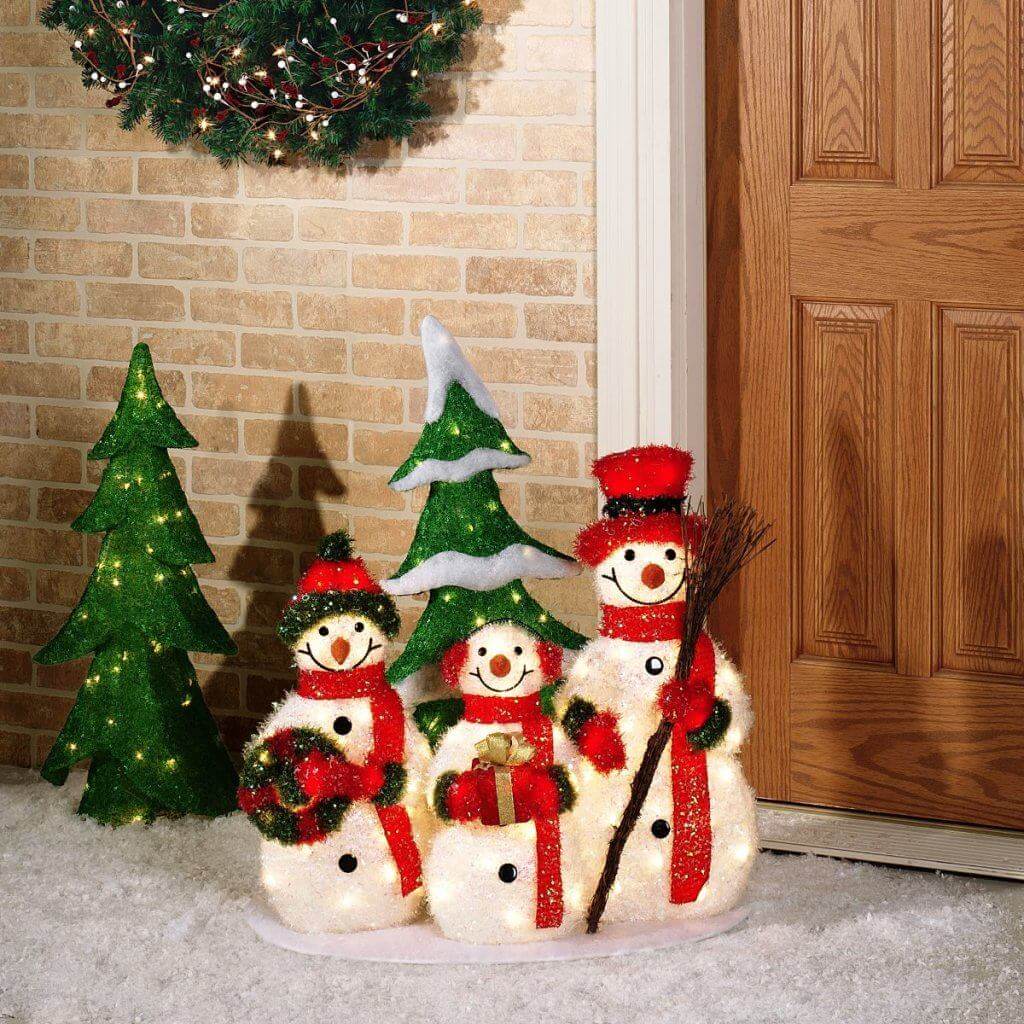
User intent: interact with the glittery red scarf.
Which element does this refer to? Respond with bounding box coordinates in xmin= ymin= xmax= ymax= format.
xmin=600 ymin=601 xmax=686 ymax=642
xmin=461 ymin=692 xmax=562 ymax=929
xmin=296 ymin=665 xmax=422 ymax=896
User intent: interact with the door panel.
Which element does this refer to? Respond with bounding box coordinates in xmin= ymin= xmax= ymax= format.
xmin=707 ymin=0 xmax=1024 ymax=829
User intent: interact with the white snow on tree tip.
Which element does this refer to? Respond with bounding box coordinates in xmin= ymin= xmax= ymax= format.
xmin=420 ymin=315 xmax=500 ymax=424
xmin=382 ymin=544 xmax=580 ymax=596
xmin=390 ymin=447 xmax=530 ymax=491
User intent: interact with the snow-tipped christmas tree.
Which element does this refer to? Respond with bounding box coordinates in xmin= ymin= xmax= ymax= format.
xmin=384 ymin=316 xmax=585 ymax=683
xmin=36 ymin=343 xmax=238 ymax=826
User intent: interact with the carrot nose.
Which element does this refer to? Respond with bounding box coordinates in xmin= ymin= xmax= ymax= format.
xmin=489 ymin=654 xmax=511 ymax=678
xmin=641 ymin=563 xmax=666 ymax=589
xmin=330 ymin=636 xmax=351 ymax=665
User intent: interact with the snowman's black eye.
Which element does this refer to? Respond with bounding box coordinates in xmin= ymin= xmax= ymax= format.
xmin=338 ymin=854 xmax=358 ymax=873
xmin=354 ymin=622 xmax=365 ymax=633
xmin=645 ymin=656 xmax=664 ymax=675
xmin=624 ymin=549 xmax=636 ymax=561
xmin=478 ymin=647 xmax=487 ymax=656
xmin=665 ymin=549 xmax=677 ymax=561
xmin=514 ymin=646 xmax=523 ymax=656
xmin=498 ymin=863 xmax=517 ymax=883
xmin=318 ymin=626 xmax=329 ymax=636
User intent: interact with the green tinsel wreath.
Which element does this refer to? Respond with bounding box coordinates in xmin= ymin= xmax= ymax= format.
xmin=41 ymin=0 xmax=483 ymax=165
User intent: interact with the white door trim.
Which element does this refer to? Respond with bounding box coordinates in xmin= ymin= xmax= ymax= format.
xmin=595 ymin=0 xmax=707 ymax=497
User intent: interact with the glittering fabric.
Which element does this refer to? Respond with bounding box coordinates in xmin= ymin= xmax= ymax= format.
xmin=600 ymin=600 xmax=687 ymax=643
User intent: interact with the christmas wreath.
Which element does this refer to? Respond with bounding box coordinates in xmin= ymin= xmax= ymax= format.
xmin=41 ymin=0 xmax=483 ymax=165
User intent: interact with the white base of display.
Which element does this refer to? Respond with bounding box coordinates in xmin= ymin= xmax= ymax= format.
xmin=246 ymin=902 xmax=749 ymax=964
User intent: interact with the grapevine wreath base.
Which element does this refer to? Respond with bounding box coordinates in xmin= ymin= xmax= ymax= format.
xmin=246 ymin=902 xmax=749 ymax=964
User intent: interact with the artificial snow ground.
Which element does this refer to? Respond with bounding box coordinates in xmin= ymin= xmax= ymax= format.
xmin=1 ymin=768 xmax=1021 ymax=1024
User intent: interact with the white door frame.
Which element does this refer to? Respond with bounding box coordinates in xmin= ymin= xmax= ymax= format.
xmin=595 ymin=0 xmax=707 ymax=498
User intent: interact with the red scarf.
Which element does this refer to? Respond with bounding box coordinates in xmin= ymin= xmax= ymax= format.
xmin=462 ymin=692 xmax=563 ymax=929
xmin=297 ymin=664 xmax=421 ymax=897
xmin=599 ymin=605 xmax=714 ymax=905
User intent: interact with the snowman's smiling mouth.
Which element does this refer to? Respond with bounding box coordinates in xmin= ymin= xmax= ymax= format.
xmin=299 ymin=638 xmax=380 ymax=672
xmin=471 ymin=665 xmax=534 ymax=693
xmin=602 ymin=567 xmax=685 ymax=606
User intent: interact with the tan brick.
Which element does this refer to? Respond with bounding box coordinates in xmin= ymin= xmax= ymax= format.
xmin=468 ymin=345 xmax=577 ymax=387
xmin=299 ymin=465 xmax=403 ymax=511
xmin=192 ymin=499 xmax=240 ymax=538
xmin=0 ymin=235 xmax=27 ymax=272
xmin=480 ymin=0 xmax=574 ymax=25
xmin=0 ymin=689 xmax=75 ymax=731
xmin=0 ymin=72 xmax=28 ymax=104
xmin=352 ymin=342 xmax=424 ymax=380
xmin=36 ymin=322 xmax=134 ymax=360
xmin=0 ymin=277 xmax=79 ymax=315
xmin=523 ymin=393 xmax=595 ymax=434
xmin=523 ymin=124 xmax=595 ymax=162
xmin=352 ymin=254 xmax=460 ymax=292
xmin=349 ymin=515 xmax=415 ymax=556
xmin=0 ymin=319 xmax=27 ymax=353
xmin=0 ymin=30 xmax=71 ymax=66
xmin=192 ymin=372 xmax=293 ymax=414
xmin=191 ymin=288 xmax=292 ymax=329
xmin=138 ymin=158 xmax=238 ymax=198
xmin=582 ymin=170 xmax=595 ymax=206
xmin=181 ymin=414 xmax=237 ymax=454
xmin=525 ymin=482 xmax=597 ymax=523
xmin=87 ymin=198 xmax=184 ymax=236
xmin=243 ymin=418 xmax=348 ymax=459
xmin=0 ymin=729 xmax=31 ymax=768
xmin=350 ymin=167 xmax=459 ymax=204
xmin=35 ymin=238 xmax=132 ymax=277
xmin=453 ymin=29 xmax=512 ymax=72
xmin=583 ymin=259 xmax=595 ymax=298
xmin=409 ymin=123 xmax=517 ymax=161
xmin=584 ymin=350 xmax=596 ymax=388
xmin=36 ymin=568 xmax=88 ymax=607
xmin=199 ymin=666 xmax=242 ymax=707
xmin=36 ymin=486 xmax=91 ymax=523
xmin=192 ymin=203 xmax=293 ymax=241
xmin=296 ymin=293 xmax=404 ymax=335
xmin=408 ymin=299 xmax=516 ymax=338
xmin=192 ymin=457 xmax=293 ymax=500
xmin=525 ymin=302 xmax=596 ymax=343
xmin=0 ymin=606 xmax=67 ymax=646
xmin=353 ymin=428 xmax=419 ymax=468
xmin=0 ymin=482 xmax=30 ymax=519
xmin=0 ymin=153 xmax=29 ymax=189
xmin=524 ymin=35 xmax=594 ymax=73
xmin=0 ymin=358 xmax=78 ymax=398
xmin=0 ymin=400 xmax=29 ymax=436
xmin=139 ymin=242 xmax=237 ymax=282
xmin=467 ymin=257 xmax=576 ymax=296
xmin=466 ymin=169 xmax=576 ymax=208
xmin=87 ymin=364 xmax=185 ymax=405
xmin=409 ymin=212 xmax=517 ymax=250
xmin=0 ymin=564 xmax=28 ymax=601
xmin=86 ymin=116 xmax=167 ymax=152
xmin=0 ymin=441 xmax=80 ymax=483
xmin=243 ymin=248 xmax=347 ymax=288
xmin=0 ymin=112 xmax=79 ymax=148
xmin=421 ymin=78 xmax=460 ymax=116
xmin=138 ymin=327 xmax=236 ymax=367
xmin=466 ymin=80 xmax=577 ymax=117
xmin=298 ymin=207 xmax=402 ymax=245
xmin=244 ymin=503 xmax=346 ymax=545
xmin=524 ymin=213 xmax=595 ymax=253
xmin=36 ymin=404 xmax=109 ymax=443
xmin=0 ymin=195 xmax=78 ymax=231
xmin=511 ymin=436 xmax=580 ymax=478
xmin=86 ymin=282 xmax=185 ymax=322
xmin=241 ymin=333 xmax=346 ymax=374
xmin=243 ymin=164 xmax=348 ymax=201
xmin=33 ymin=71 xmax=107 ymax=108
xmin=300 ymin=381 xmax=403 ymax=425
xmin=35 ymin=156 xmax=133 ymax=193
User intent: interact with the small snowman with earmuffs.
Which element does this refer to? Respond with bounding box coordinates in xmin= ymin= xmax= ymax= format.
xmin=237 ymin=530 xmax=430 ymax=934
xmin=414 ymin=620 xmax=585 ymax=944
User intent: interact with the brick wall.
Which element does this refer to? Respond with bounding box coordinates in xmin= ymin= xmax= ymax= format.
xmin=0 ymin=0 xmax=599 ymax=767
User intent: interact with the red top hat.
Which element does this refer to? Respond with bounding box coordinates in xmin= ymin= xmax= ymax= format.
xmin=593 ymin=445 xmax=693 ymax=503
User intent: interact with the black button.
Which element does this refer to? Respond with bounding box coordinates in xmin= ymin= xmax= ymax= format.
xmin=645 ymin=656 xmax=664 ymax=675
xmin=651 ymin=818 xmax=671 ymax=839
xmin=333 ymin=716 xmax=352 ymax=736
xmin=338 ymin=854 xmax=358 ymax=873
xmin=498 ymin=863 xmax=517 ymax=883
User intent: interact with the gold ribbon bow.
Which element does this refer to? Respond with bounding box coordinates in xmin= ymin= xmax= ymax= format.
xmin=474 ymin=732 xmax=535 ymax=826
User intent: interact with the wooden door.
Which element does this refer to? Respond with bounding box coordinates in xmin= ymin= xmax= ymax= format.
xmin=706 ymin=0 xmax=1024 ymax=830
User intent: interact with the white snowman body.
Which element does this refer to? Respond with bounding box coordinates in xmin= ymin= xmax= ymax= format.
xmin=254 ymin=610 xmax=430 ymax=934
xmin=562 ymin=539 xmax=757 ymax=923
xmin=422 ymin=622 xmax=586 ymax=944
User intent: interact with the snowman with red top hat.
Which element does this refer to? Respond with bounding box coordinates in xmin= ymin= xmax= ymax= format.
xmin=559 ymin=446 xmax=757 ymax=922
xmin=237 ymin=530 xmax=429 ymax=934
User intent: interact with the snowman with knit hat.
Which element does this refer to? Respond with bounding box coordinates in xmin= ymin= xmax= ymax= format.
xmin=237 ymin=530 xmax=429 ymax=934
xmin=559 ymin=445 xmax=757 ymax=923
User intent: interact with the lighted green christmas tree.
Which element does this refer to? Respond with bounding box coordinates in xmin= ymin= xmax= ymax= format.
xmin=37 ymin=344 xmax=238 ymax=826
xmin=385 ymin=317 xmax=585 ymax=683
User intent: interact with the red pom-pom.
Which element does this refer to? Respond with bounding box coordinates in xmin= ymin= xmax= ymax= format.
xmin=296 ymin=749 xmax=367 ymax=800
xmin=536 ymin=641 xmax=563 ymax=683
xmin=358 ymin=764 xmax=385 ymax=799
xmin=445 ymin=771 xmax=482 ymax=821
xmin=237 ymin=784 xmax=275 ymax=813
xmin=527 ymin=770 xmax=560 ymax=818
xmin=294 ymin=748 xmax=333 ymax=799
xmin=577 ymin=712 xmax=626 ymax=772
xmin=440 ymin=640 xmax=470 ymax=689
xmin=658 ymin=679 xmax=715 ymax=730
xmin=295 ymin=809 xmax=324 ymax=845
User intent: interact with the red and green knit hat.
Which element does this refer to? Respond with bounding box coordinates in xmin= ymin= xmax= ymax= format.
xmin=278 ymin=530 xmax=401 ymax=648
